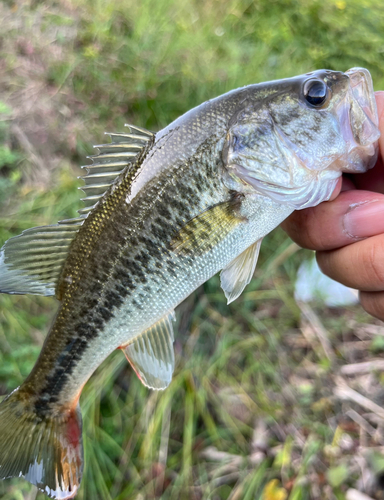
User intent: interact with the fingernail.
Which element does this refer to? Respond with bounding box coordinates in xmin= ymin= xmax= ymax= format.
xmin=343 ymin=200 xmax=384 ymax=238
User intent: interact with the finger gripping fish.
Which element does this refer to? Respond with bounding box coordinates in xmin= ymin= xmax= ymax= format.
xmin=0 ymin=68 xmax=379 ymax=498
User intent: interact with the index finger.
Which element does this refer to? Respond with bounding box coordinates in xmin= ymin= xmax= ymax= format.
xmin=281 ymin=189 xmax=384 ymax=251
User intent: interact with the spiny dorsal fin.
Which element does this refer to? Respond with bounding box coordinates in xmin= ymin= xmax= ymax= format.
xmin=120 ymin=311 xmax=175 ymax=390
xmin=79 ymin=124 xmax=154 ymax=216
xmin=0 ymin=124 xmax=154 ymax=297
xmin=0 ymin=219 xmax=83 ymax=296
xmin=170 ymin=196 xmax=245 ymax=257
xmin=220 ymin=238 xmax=263 ymax=304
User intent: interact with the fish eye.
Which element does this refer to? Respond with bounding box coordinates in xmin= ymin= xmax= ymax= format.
xmin=303 ymin=79 xmax=329 ymax=107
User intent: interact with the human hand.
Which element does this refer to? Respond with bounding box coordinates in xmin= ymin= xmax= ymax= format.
xmin=282 ymin=92 xmax=384 ymax=321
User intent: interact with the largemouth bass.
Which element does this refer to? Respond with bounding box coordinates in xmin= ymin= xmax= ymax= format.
xmin=0 ymin=68 xmax=380 ymax=498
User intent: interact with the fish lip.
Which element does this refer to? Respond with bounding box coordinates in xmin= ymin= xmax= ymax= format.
xmin=345 ymin=67 xmax=379 ymax=128
xmin=333 ymin=67 xmax=380 ymax=173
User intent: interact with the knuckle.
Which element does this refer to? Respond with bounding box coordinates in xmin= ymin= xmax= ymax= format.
xmin=311 ymin=224 xmax=332 ymax=252
xmin=316 ymin=251 xmax=329 ymax=276
xmin=317 ymin=249 xmax=349 ymax=285
xmin=282 ymin=209 xmax=319 ymax=250
xmin=360 ymin=291 xmax=384 ymax=321
xmin=365 ymin=237 xmax=384 ymax=287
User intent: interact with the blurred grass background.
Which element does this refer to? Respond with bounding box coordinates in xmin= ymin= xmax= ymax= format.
xmin=1 ymin=0 xmax=384 ymax=499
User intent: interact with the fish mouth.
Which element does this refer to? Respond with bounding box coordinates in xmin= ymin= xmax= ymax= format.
xmin=338 ymin=67 xmax=380 ymax=172
xmin=346 ymin=67 xmax=378 ymax=133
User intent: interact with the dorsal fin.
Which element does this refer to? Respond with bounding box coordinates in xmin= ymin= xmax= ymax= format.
xmin=0 ymin=124 xmax=154 ymax=297
xmin=79 ymin=124 xmax=154 ymax=216
xmin=0 ymin=220 xmax=82 ymax=296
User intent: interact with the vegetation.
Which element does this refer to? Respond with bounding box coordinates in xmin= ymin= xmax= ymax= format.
xmin=1 ymin=0 xmax=384 ymax=498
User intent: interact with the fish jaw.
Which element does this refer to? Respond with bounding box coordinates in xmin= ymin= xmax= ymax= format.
xmin=335 ymin=67 xmax=380 ymax=173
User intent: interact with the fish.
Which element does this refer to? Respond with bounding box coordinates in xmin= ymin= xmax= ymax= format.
xmin=0 ymin=67 xmax=380 ymax=498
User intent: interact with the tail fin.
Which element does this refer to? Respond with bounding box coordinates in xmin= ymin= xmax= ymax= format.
xmin=0 ymin=388 xmax=83 ymax=499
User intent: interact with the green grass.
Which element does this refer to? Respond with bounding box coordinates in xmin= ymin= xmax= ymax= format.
xmin=1 ymin=0 xmax=384 ymax=499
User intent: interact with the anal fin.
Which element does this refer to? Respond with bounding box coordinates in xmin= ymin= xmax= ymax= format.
xmin=220 ymin=238 xmax=263 ymax=304
xmin=120 ymin=311 xmax=176 ymax=390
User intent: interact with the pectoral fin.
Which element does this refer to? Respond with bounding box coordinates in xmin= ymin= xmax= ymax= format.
xmin=171 ymin=197 xmax=245 ymax=257
xmin=220 ymin=239 xmax=262 ymax=304
xmin=120 ymin=311 xmax=176 ymax=390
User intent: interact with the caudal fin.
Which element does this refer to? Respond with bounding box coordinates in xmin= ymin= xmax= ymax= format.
xmin=0 ymin=388 xmax=83 ymax=499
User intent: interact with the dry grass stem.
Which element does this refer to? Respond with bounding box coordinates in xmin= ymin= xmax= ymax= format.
xmin=345 ymin=410 xmax=378 ymax=438
xmin=11 ymin=124 xmax=47 ymax=175
xmin=298 ymin=301 xmax=336 ymax=362
xmin=334 ymin=378 xmax=384 ymax=420
xmin=200 ymin=447 xmax=243 ymax=467
xmin=340 ymin=359 xmax=384 ymax=375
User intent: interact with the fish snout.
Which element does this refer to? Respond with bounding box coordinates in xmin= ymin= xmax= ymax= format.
xmin=339 ymin=67 xmax=380 ymax=173
xmin=346 ymin=67 xmax=379 ymax=135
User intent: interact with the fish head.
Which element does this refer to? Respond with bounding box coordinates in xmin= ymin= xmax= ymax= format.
xmin=224 ymin=68 xmax=380 ymax=209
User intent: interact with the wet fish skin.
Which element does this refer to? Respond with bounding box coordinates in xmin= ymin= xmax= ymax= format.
xmin=0 ymin=68 xmax=380 ymax=498
xmin=25 ymin=133 xmax=231 ymax=412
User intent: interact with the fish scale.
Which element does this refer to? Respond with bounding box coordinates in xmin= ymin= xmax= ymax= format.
xmin=24 ymin=134 xmax=229 ymax=415
xmin=0 ymin=68 xmax=380 ymax=499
